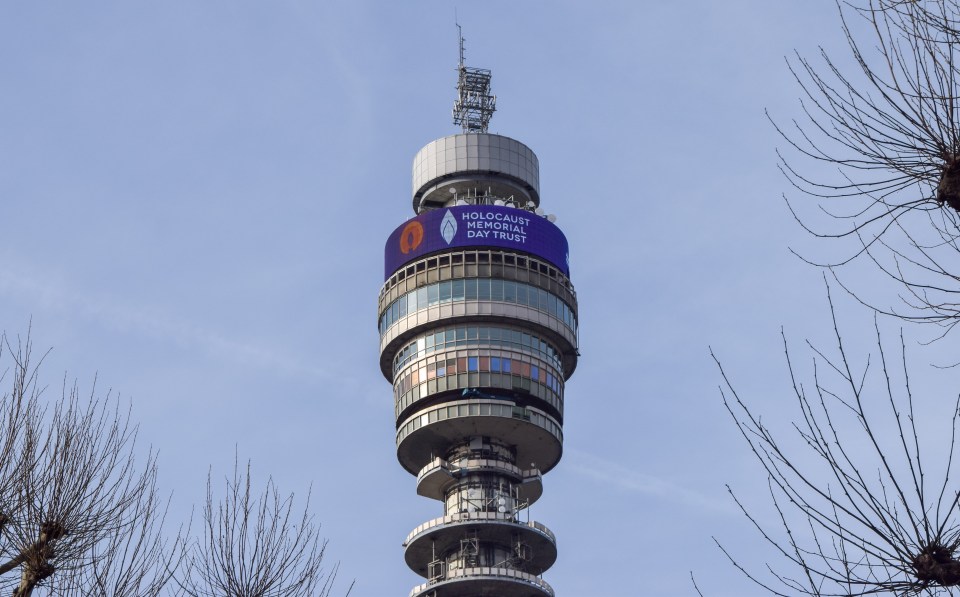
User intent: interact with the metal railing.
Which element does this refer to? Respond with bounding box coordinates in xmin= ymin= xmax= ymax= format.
xmin=409 ymin=566 xmax=554 ymax=597
xmin=403 ymin=513 xmax=555 ymax=547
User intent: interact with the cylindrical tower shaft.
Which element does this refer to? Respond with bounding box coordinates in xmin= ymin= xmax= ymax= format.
xmin=379 ymin=132 xmax=578 ymax=597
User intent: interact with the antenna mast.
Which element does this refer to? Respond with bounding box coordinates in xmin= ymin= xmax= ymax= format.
xmin=452 ymin=25 xmax=496 ymax=133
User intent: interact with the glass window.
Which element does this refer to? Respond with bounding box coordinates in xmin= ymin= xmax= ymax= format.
xmin=391 ymin=324 xmax=565 ymax=375
xmin=491 ymin=357 xmax=501 ymax=372
xmin=502 ymin=359 xmax=511 ymax=373
xmin=504 ymin=281 xmax=517 ymax=303
xmin=452 ymin=279 xmax=464 ymax=300
xmin=465 ymin=278 xmax=478 ymax=300
xmin=428 ymin=284 xmax=439 ymax=304
xmin=491 ymin=279 xmax=503 ymax=301
xmin=417 ymin=287 xmax=428 ymax=308
xmin=439 ymin=281 xmax=452 ymax=303
xmin=515 ymin=284 xmax=527 ymax=306
xmin=531 ymin=365 xmax=539 ymax=380
xmin=468 ymin=357 xmax=479 ymax=372
xmin=478 ymin=279 xmax=491 ymax=300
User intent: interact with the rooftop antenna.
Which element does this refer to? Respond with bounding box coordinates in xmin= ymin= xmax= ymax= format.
xmin=452 ymin=24 xmax=496 ymax=133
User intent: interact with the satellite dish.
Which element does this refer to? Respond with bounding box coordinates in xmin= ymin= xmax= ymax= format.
xmin=535 ymin=207 xmax=545 ymax=216
xmin=449 ymin=188 xmax=458 ymax=194
xmin=494 ymin=199 xmax=505 ymax=206
xmin=547 ymin=214 xmax=557 ymax=223
xmin=455 ymin=199 xmax=468 ymax=206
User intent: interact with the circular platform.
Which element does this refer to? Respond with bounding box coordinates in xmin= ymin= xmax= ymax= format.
xmin=409 ymin=567 xmax=554 ymax=597
xmin=404 ymin=513 xmax=557 ymax=577
xmin=396 ymin=399 xmax=563 ymax=475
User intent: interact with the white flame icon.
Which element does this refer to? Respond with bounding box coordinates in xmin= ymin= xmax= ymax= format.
xmin=440 ymin=210 xmax=457 ymax=244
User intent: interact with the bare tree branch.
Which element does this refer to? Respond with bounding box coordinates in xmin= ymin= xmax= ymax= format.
xmin=775 ymin=0 xmax=960 ymax=329
xmin=0 ymin=331 xmax=183 ymax=596
xmin=713 ymin=290 xmax=960 ymax=595
xmin=178 ymin=458 xmax=351 ymax=597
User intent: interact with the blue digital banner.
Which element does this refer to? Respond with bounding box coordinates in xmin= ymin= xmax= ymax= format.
xmin=384 ymin=205 xmax=570 ymax=280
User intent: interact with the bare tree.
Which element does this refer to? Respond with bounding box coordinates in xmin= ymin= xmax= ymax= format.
xmin=0 ymin=330 xmax=348 ymax=596
xmin=178 ymin=459 xmax=350 ymax=597
xmin=74 ymin=466 xmax=187 ymax=597
xmin=713 ymin=290 xmax=960 ymax=595
xmin=775 ymin=0 xmax=960 ymax=332
xmin=0 ymin=333 xmax=183 ymax=596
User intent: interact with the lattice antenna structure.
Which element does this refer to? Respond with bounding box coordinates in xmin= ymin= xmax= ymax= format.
xmin=452 ymin=25 xmax=496 ymax=133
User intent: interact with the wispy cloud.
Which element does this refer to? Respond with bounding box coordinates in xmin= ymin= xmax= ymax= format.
xmin=0 ymin=257 xmax=332 ymax=382
xmin=565 ymin=448 xmax=736 ymax=515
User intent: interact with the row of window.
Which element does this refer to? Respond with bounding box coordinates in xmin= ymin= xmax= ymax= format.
xmin=381 ymin=249 xmax=574 ymax=300
xmin=396 ymin=356 xmax=561 ymax=397
xmin=397 ymin=401 xmax=563 ymax=448
xmin=378 ymin=278 xmax=578 ymax=335
xmin=392 ymin=326 xmax=563 ymax=375
xmin=394 ymin=370 xmax=563 ymax=421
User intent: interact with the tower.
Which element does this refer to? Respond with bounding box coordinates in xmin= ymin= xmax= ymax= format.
xmin=378 ymin=31 xmax=578 ymax=596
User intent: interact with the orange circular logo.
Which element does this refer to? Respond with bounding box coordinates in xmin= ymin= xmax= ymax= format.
xmin=399 ymin=221 xmax=424 ymax=254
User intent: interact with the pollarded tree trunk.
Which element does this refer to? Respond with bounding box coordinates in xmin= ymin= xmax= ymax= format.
xmin=0 ymin=331 xmax=183 ymax=596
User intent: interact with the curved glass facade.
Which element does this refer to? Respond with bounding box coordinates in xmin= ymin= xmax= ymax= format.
xmin=379 ymin=278 xmax=578 ymax=336
xmin=395 ymin=353 xmax=562 ymax=397
xmin=393 ymin=351 xmax=564 ymax=420
xmin=392 ymin=325 xmax=564 ymax=376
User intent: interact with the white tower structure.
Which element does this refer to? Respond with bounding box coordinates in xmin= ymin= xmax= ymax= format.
xmin=378 ymin=31 xmax=578 ymax=596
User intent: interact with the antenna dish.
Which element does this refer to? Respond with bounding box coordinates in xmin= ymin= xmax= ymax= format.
xmin=494 ymin=199 xmax=505 ymax=206
xmin=526 ymin=201 xmax=535 ymax=208
xmin=449 ymin=188 xmax=457 ymax=194
xmin=455 ymin=199 xmax=468 ymax=206
xmin=535 ymin=207 xmax=545 ymax=216
xmin=547 ymin=214 xmax=557 ymax=223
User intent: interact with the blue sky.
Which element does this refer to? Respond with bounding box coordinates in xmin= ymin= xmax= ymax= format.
xmin=4 ymin=2 xmax=960 ymax=595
